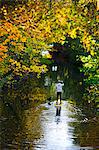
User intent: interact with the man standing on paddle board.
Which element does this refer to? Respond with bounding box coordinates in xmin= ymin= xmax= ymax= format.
xmin=56 ymin=80 xmax=64 ymax=104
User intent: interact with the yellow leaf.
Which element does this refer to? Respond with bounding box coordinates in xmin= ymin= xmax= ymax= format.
xmin=90 ymin=50 xmax=95 ymax=56
xmin=21 ymin=37 xmax=26 ymax=42
xmin=9 ymin=59 xmax=14 ymax=63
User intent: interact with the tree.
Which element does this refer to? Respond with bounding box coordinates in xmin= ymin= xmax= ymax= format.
xmin=0 ymin=0 xmax=98 ymax=97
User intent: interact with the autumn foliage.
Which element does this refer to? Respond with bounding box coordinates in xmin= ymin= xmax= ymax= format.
xmin=0 ymin=0 xmax=98 ymax=100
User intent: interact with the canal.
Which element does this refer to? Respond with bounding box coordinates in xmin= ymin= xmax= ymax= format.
xmin=0 ymin=65 xmax=99 ymax=150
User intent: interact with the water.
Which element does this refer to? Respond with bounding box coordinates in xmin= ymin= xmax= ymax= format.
xmin=1 ymin=100 xmax=98 ymax=150
xmin=0 ymin=65 xmax=99 ymax=150
xmin=35 ymin=101 xmax=78 ymax=150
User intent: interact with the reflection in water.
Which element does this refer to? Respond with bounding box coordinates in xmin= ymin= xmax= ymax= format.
xmin=35 ymin=101 xmax=76 ymax=150
xmin=0 ymin=102 xmax=43 ymax=149
xmin=68 ymin=105 xmax=99 ymax=148
xmin=55 ymin=116 xmax=61 ymax=124
xmin=34 ymin=101 xmax=98 ymax=150
xmin=0 ymin=64 xmax=98 ymax=150
xmin=55 ymin=106 xmax=61 ymax=124
xmin=0 ymin=100 xmax=98 ymax=150
xmin=56 ymin=106 xmax=61 ymax=116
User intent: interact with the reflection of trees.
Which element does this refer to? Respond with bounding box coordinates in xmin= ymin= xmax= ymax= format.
xmin=0 ymin=100 xmax=22 ymax=149
xmin=1 ymin=76 xmax=48 ymax=149
xmin=69 ymin=121 xmax=99 ymax=148
xmin=13 ymin=107 xmax=43 ymax=149
xmin=0 ymin=100 xmax=44 ymax=149
xmin=68 ymin=105 xmax=99 ymax=148
xmin=21 ymin=107 xmax=43 ymax=140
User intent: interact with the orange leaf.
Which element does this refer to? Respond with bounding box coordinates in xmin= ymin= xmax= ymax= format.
xmin=0 ymin=58 xmax=3 ymax=62
xmin=11 ymin=42 xmax=16 ymax=46
xmin=0 ymin=52 xmax=4 ymax=56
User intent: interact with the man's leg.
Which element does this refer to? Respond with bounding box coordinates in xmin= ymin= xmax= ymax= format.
xmin=60 ymin=92 xmax=61 ymax=104
xmin=57 ymin=92 xmax=59 ymax=104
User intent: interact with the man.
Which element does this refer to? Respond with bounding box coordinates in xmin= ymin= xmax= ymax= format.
xmin=56 ymin=80 xmax=64 ymax=104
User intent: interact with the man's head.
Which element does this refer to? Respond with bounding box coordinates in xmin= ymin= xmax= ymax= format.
xmin=58 ymin=80 xmax=61 ymax=83
xmin=58 ymin=80 xmax=63 ymax=83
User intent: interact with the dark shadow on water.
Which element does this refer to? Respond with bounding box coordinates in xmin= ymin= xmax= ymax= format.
xmin=56 ymin=106 xmax=61 ymax=116
xmin=55 ymin=105 xmax=61 ymax=124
